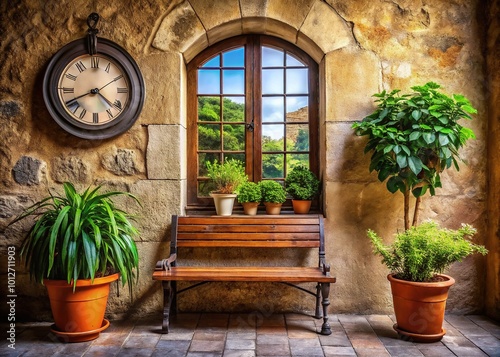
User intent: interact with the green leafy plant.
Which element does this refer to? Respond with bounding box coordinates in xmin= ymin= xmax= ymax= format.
xmin=352 ymin=82 xmax=476 ymax=229
xmin=285 ymin=165 xmax=320 ymax=200
xmin=367 ymin=221 xmax=488 ymax=282
xmin=12 ymin=182 xmax=140 ymax=293
xmin=206 ymin=159 xmax=247 ymax=194
xmin=236 ymin=181 xmax=262 ymax=203
xmin=259 ymin=180 xmax=286 ymax=204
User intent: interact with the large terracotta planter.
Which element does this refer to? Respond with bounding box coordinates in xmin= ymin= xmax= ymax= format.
xmin=388 ymin=273 xmax=455 ymax=342
xmin=291 ymin=199 xmax=311 ymax=214
xmin=45 ymin=273 xmax=119 ymax=342
xmin=210 ymin=193 xmax=237 ymax=216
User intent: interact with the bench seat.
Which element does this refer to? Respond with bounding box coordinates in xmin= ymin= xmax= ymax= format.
xmin=153 ymin=266 xmax=335 ymax=283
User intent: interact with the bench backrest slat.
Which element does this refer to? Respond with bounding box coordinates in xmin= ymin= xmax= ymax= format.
xmin=172 ymin=214 xmax=324 ymax=249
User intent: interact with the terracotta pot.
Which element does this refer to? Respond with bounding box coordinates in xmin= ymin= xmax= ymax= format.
xmin=44 ymin=273 xmax=119 ymax=339
xmin=388 ymin=273 xmax=455 ymax=342
xmin=264 ymin=202 xmax=282 ymax=215
xmin=292 ymin=199 xmax=311 ymax=214
xmin=210 ymin=193 xmax=237 ymax=216
xmin=241 ymin=202 xmax=259 ymax=215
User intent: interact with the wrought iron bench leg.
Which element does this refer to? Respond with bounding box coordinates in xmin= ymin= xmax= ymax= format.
xmin=315 ymin=283 xmax=322 ymax=319
xmin=320 ymin=283 xmax=332 ymax=335
xmin=161 ymin=281 xmax=173 ymax=333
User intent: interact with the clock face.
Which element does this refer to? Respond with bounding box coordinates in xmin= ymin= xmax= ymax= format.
xmin=58 ymin=54 xmax=130 ymax=126
xmin=43 ymin=38 xmax=145 ymax=139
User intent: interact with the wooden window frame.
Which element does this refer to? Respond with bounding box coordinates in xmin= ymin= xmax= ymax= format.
xmin=186 ymin=35 xmax=319 ymax=211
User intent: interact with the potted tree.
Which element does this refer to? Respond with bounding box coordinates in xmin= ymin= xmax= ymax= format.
xmin=236 ymin=181 xmax=262 ymax=215
xmin=206 ymin=158 xmax=247 ymax=216
xmin=368 ymin=222 xmax=487 ymax=342
xmin=259 ymin=180 xmax=286 ymax=215
xmin=10 ymin=182 xmax=140 ymax=342
xmin=352 ymin=82 xmax=482 ymax=341
xmin=284 ymin=165 xmax=320 ymax=214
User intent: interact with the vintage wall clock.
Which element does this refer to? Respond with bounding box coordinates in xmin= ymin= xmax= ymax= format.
xmin=43 ymin=13 xmax=145 ymax=140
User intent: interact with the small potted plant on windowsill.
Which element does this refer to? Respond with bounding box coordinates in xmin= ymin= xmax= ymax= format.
xmin=206 ymin=159 xmax=247 ymax=216
xmin=284 ymin=165 xmax=320 ymax=214
xmin=236 ymin=181 xmax=262 ymax=215
xmin=259 ymin=180 xmax=286 ymax=215
xmin=9 ymin=182 xmax=140 ymax=342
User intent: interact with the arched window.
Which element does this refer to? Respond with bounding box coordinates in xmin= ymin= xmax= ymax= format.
xmin=187 ymin=35 xmax=319 ymax=209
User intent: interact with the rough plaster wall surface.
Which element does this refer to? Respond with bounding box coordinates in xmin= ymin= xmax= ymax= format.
xmin=0 ymin=0 xmax=495 ymax=321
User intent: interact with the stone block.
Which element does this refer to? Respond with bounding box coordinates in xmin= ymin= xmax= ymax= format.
xmin=130 ymin=179 xmax=183 ymax=242
xmin=51 ymin=156 xmax=91 ymax=184
xmin=146 ymin=125 xmax=186 ymax=180
xmin=152 ymin=1 xmax=208 ymax=61
xmin=324 ymin=47 xmax=381 ymax=121
xmin=299 ymin=1 xmax=354 ymax=54
xmin=240 ymin=0 xmax=268 ymax=17
xmin=207 ymin=19 xmax=243 ymax=46
xmin=189 ymin=0 xmax=241 ymax=32
xmin=323 ymin=181 xmax=402 ymax=313
xmin=12 ymin=156 xmax=46 ymax=186
xmin=139 ymin=53 xmax=184 ymax=125
xmin=267 ymin=0 xmax=316 ymax=31
xmin=101 ymin=147 xmax=143 ymax=176
xmin=324 ymin=122 xmax=377 ymax=183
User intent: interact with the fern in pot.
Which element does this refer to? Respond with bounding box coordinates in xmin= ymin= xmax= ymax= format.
xmin=10 ymin=182 xmax=140 ymax=341
xmin=352 ymin=82 xmax=485 ymax=342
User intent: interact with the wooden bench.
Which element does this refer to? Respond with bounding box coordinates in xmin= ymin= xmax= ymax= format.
xmin=153 ymin=214 xmax=336 ymax=335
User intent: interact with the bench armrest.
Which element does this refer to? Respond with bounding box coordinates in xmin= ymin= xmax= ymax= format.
xmin=155 ymin=254 xmax=177 ymax=271
xmin=321 ymin=262 xmax=331 ymax=277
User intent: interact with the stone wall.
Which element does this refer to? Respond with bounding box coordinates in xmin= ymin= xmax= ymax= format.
xmin=1 ymin=0 xmax=498 ymax=321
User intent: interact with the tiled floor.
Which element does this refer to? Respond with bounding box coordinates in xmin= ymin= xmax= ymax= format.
xmin=2 ymin=313 xmax=500 ymax=356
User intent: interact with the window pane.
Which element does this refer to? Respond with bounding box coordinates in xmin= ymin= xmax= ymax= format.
xmin=225 ymin=153 xmax=245 ymax=167
xmin=286 ymin=53 xmax=305 ymax=67
xmin=223 ymin=47 xmax=244 ymax=67
xmin=223 ymin=124 xmax=245 ymax=151
xmin=198 ymin=70 xmax=220 ymax=94
xmin=262 ymin=69 xmax=283 ymax=94
xmin=286 ymin=124 xmax=309 ymax=151
xmin=262 ymin=47 xmax=284 ymax=67
xmin=287 ymin=154 xmax=310 ymax=174
xmin=286 ymin=96 xmax=308 ymax=118
xmin=198 ymin=97 xmax=220 ymax=122
xmin=262 ymin=154 xmax=284 ymax=178
xmin=262 ymin=97 xmax=284 ymax=123
xmin=262 ymin=124 xmax=284 ymax=151
xmin=286 ymin=68 xmax=308 ymax=94
xmin=198 ymin=152 xmax=219 ymax=176
xmin=202 ymin=55 xmax=220 ymax=67
xmin=223 ymin=70 xmax=244 ymax=94
xmin=223 ymin=97 xmax=245 ymax=122
xmin=198 ymin=123 xmax=221 ymax=150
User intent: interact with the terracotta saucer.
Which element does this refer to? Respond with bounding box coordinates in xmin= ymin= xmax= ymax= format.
xmin=393 ymin=323 xmax=446 ymax=343
xmin=50 ymin=319 xmax=110 ymax=343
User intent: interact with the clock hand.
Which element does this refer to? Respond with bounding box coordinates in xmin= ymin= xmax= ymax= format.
xmin=97 ymin=92 xmax=120 ymax=110
xmin=65 ymin=90 xmax=94 ymax=106
xmin=98 ymin=75 xmax=123 ymax=91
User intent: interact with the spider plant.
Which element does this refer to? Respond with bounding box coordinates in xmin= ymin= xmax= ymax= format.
xmin=12 ymin=182 xmax=140 ymax=293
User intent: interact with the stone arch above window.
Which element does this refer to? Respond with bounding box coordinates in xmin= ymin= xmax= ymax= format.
xmin=152 ymin=0 xmax=355 ymax=63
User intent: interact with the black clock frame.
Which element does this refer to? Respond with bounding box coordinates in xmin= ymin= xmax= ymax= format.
xmin=43 ymin=37 xmax=145 ymax=140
